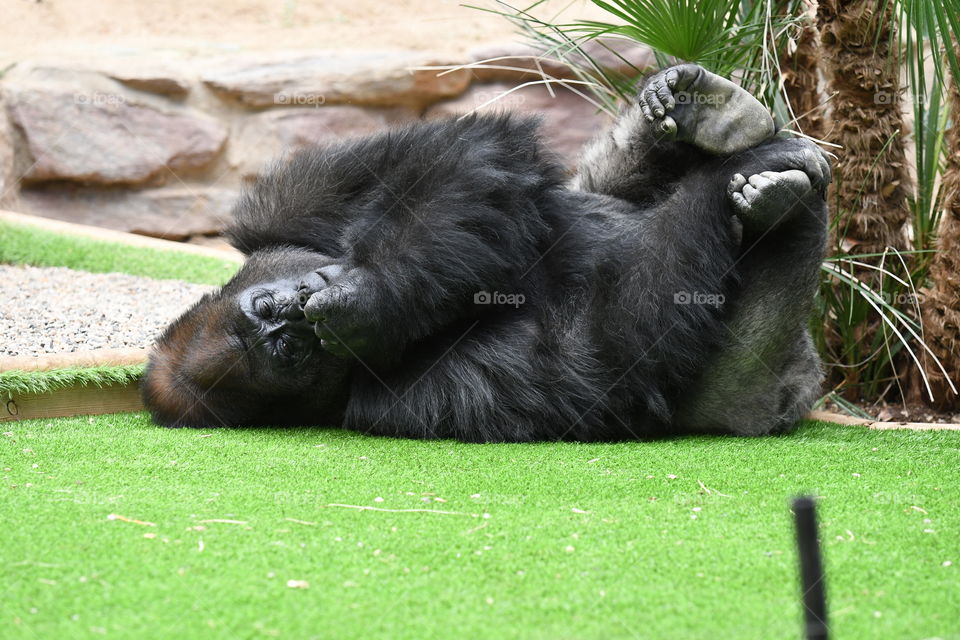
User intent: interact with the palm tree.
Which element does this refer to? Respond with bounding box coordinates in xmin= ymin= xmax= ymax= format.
xmin=817 ymin=0 xmax=912 ymax=256
xmin=921 ymin=44 xmax=960 ymax=409
xmin=781 ymin=0 xmax=825 ymax=139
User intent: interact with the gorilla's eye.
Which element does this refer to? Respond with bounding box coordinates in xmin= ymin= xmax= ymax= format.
xmin=276 ymin=336 xmax=293 ymax=357
xmin=255 ymin=297 xmax=273 ymax=318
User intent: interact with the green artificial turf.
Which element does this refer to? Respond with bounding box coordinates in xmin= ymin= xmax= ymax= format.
xmin=0 ymin=220 xmax=239 ymax=286
xmin=0 ymin=365 xmax=145 ymax=396
xmin=3 ymin=416 xmax=957 ymax=639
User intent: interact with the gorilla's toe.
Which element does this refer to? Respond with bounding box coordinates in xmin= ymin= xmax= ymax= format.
xmin=728 ymin=170 xmax=812 ymax=224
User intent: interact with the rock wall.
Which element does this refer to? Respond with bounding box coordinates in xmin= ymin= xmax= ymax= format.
xmin=0 ymin=44 xmax=651 ymax=240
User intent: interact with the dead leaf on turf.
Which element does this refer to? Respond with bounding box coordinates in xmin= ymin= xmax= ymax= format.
xmin=285 ymin=518 xmax=317 ymax=526
xmin=107 ymin=513 xmax=155 ymax=526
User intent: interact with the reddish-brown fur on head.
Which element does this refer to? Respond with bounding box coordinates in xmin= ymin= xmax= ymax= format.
xmin=141 ymin=291 xmax=262 ymax=427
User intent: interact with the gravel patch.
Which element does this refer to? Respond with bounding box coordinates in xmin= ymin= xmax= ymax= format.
xmin=1 ymin=265 xmax=215 ymax=357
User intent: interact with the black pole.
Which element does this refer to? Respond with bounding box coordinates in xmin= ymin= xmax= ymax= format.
xmin=793 ymin=495 xmax=828 ymax=640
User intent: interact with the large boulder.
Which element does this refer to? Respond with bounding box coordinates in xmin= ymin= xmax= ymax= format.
xmin=201 ymin=51 xmax=471 ymax=109
xmin=229 ymin=105 xmax=418 ymax=179
xmin=4 ymin=67 xmax=226 ymax=185
xmin=0 ymin=102 xmax=15 ymax=207
xmin=426 ymin=82 xmax=613 ymax=169
xmin=95 ymin=61 xmax=192 ymax=97
xmin=19 ymin=185 xmax=238 ymax=240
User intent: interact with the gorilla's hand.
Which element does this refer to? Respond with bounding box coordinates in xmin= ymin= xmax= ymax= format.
xmin=297 ymin=264 xmax=372 ymax=359
xmin=638 ymin=64 xmax=775 ymax=155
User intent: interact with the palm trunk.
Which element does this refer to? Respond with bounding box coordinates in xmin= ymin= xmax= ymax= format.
xmin=921 ymin=45 xmax=960 ymax=410
xmin=781 ymin=0 xmax=825 ymax=139
xmin=817 ymin=0 xmax=912 ymax=255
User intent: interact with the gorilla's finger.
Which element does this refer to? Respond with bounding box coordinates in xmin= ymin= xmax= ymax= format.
xmin=656 ymin=115 xmax=677 ymax=138
xmin=672 ymin=64 xmax=702 ymax=92
xmin=742 ymin=184 xmax=759 ymax=201
xmin=664 ymin=67 xmax=680 ymax=89
xmin=639 ymin=95 xmax=654 ymax=122
xmin=654 ymin=81 xmax=675 ymax=112
xmin=644 ymin=82 xmax=665 ymax=118
xmin=727 ymin=174 xmax=748 ymax=210
xmin=298 ymin=262 xmax=351 ymax=308
xmin=303 ymin=285 xmax=351 ymax=323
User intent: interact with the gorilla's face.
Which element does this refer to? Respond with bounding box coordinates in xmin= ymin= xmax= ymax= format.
xmin=142 ymin=248 xmax=351 ymax=428
xmin=235 ymin=275 xmax=318 ymax=375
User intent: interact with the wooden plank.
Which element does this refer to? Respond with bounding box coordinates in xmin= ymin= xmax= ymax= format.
xmin=0 ymin=347 xmax=148 ymax=373
xmin=1 ymin=381 xmax=143 ymax=422
xmin=807 ymin=409 xmax=960 ymax=431
xmin=0 ymin=209 xmax=243 ymax=262
xmin=868 ymin=421 xmax=960 ymax=432
xmin=806 ymin=410 xmax=868 ymax=426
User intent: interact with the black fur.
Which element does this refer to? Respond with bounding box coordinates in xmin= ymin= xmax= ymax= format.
xmin=143 ymin=70 xmax=828 ymax=441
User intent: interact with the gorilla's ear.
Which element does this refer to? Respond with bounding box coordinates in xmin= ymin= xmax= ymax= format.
xmin=141 ymin=292 xmax=254 ymax=428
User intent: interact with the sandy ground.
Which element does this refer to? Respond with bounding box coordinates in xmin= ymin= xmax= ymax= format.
xmin=1 ymin=0 xmax=609 ymax=63
xmin=0 ymin=264 xmax=212 ymax=356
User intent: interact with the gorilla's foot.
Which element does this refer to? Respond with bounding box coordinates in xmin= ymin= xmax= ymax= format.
xmin=734 ymin=137 xmax=832 ymax=199
xmin=298 ymin=265 xmax=371 ymax=358
xmin=639 ymin=64 xmax=775 ymax=155
xmin=727 ymin=170 xmax=813 ymax=226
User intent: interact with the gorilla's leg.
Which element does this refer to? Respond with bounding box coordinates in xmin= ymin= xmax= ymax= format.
xmin=674 ymin=141 xmax=830 ymax=435
xmin=574 ymin=64 xmax=775 ymax=203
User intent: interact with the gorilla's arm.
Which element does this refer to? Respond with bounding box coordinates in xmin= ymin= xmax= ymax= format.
xmin=234 ymin=115 xmax=564 ymax=362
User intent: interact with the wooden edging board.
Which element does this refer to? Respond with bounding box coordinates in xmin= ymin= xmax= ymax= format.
xmin=806 ymin=410 xmax=960 ymax=431
xmin=0 ymin=348 xmax=149 ymax=422
xmin=2 ymin=380 xmax=142 ymax=422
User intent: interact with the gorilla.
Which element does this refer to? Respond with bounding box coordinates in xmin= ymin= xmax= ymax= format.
xmin=142 ymin=64 xmax=830 ymax=442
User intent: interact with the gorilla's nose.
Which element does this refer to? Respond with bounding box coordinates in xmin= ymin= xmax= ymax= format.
xmin=281 ymin=301 xmax=306 ymax=321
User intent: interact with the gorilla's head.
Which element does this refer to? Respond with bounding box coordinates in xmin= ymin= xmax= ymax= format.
xmin=141 ymin=247 xmax=351 ymax=428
